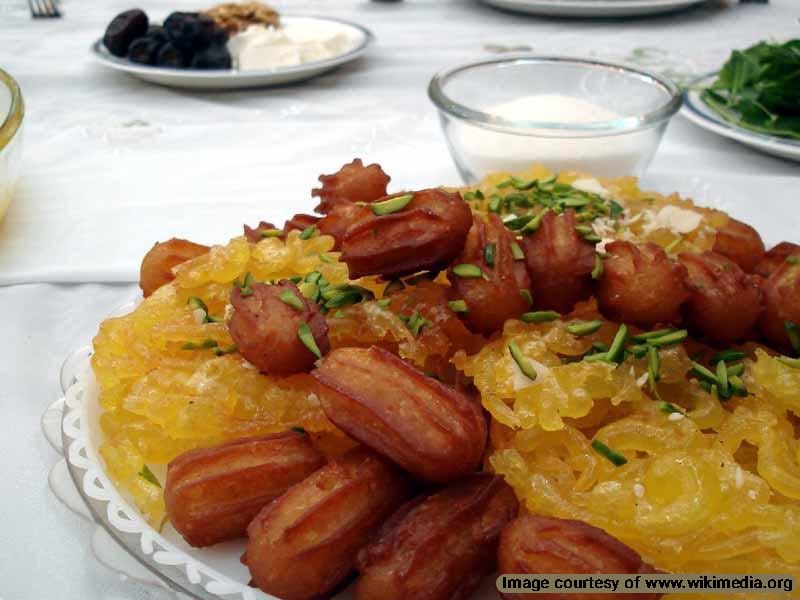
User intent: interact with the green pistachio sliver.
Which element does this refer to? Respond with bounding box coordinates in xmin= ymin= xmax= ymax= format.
xmin=488 ymin=196 xmax=502 ymax=213
xmin=521 ymin=208 xmax=550 ymax=234
xmin=511 ymin=176 xmax=537 ymax=190
xmin=182 ymin=339 xmax=218 ymax=350
xmin=305 ymin=270 xmax=322 ymax=284
xmin=504 ymin=214 xmax=535 ymax=231
xmin=279 ymin=290 xmax=305 ymax=311
xmin=632 ymin=328 xmax=674 ymax=342
xmin=648 ymin=346 xmax=661 ymax=384
xmin=452 ymin=263 xmax=485 ymax=278
xmin=566 ymin=320 xmax=603 ymax=336
xmin=484 ymin=243 xmax=496 ymax=267
xmin=511 ymin=242 xmax=525 ymax=261
xmin=299 ymin=224 xmax=317 ymax=240
xmin=777 ymin=356 xmax=800 ymax=369
xmin=591 ymin=253 xmax=604 ymax=280
xmin=606 ymin=324 xmax=628 ymax=363
xmin=716 ymin=359 xmax=730 ymax=398
xmin=562 ymin=196 xmax=592 ymax=208
xmin=647 ymin=329 xmax=688 ymax=348
xmin=372 ymin=193 xmax=413 ymax=216
xmin=629 ymin=344 xmax=648 ymax=358
xmin=318 ymin=253 xmax=333 ymax=264
xmin=448 ymin=300 xmax=469 ymax=313
xmin=726 ymin=363 xmax=745 ymax=377
xmin=659 ymin=401 xmax=683 ymax=414
xmin=520 ymin=310 xmax=560 ymax=323
xmin=609 ymin=200 xmax=624 ymax=218
xmin=324 ymin=291 xmax=364 ymax=309
xmin=405 ymin=312 xmax=431 ymax=337
xmin=508 ymin=342 xmax=538 ymax=381
xmin=291 ymin=426 xmax=308 ymax=435
xmin=786 ymin=255 xmax=799 ymax=265
xmin=260 ymin=228 xmax=284 ymax=238
xmin=138 ymin=465 xmax=161 ymax=488
xmin=574 ymin=225 xmax=594 ymax=236
xmin=297 ymin=323 xmax=322 ymax=359
xmin=187 ymin=296 xmax=209 ymax=313
xmin=584 ymin=352 xmax=610 ymax=363
xmin=377 ymin=298 xmax=392 ymax=308
xmin=710 ymin=349 xmax=746 ymax=364
xmin=496 ymin=178 xmax=514 ymax=189
xmin=582 ymin=233 xmax=602 ymax=244
xmin=690 ymin=361 xmax=719 ymax=385
xmin=591 ymin=440 xmax=628 ymax=466
xmin=519 ymin=289 xmax=533 ymax=306
xmin=298 ymin=282 xmax=320 ymax=302
xmin=664 ymin=236 xmax=682 ymax=254
xmin=785 ymin=321 xmax=800 ymax=354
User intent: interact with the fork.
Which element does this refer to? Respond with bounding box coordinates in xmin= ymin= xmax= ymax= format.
xmin=28 ymin=0 xmax=61 ymax=18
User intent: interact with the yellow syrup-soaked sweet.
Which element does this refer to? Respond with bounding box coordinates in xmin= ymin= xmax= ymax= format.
xmin=91 ymin=170 xmax=800 ymax=597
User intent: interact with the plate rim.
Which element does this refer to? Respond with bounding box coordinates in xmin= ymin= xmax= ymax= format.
xmin=90 ymin=14 xmax=374 ymax=81
xmin=682 ymin=72 xmax=800 ymax=157
xmin=479 ymin=0 xmax=705 ymax=12
xmin=60 ymin=346 xmax=271 ymax=600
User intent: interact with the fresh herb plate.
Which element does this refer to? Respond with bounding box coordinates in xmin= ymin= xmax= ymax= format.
xmin=683 ymin=73 xmax=800 ymax=163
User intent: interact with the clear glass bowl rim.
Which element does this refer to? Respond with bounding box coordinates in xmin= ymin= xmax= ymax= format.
xmin=428 ymin=55 xmax=683 ymax=137
xmin=0 ymin=68 xmax=24 ymax=151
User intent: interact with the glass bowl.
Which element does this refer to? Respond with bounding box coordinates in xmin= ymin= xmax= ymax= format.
xmin=428 ymin=56 xmax=681 ymax=183
xmin=0 ymin=68 xmax=24 ymax=221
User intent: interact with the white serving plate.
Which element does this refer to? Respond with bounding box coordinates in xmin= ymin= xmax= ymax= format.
xmin=682 ymin=73 xmax=800 ymax=163
xmin=90 ymin=16 xmax=374 ymax=90
xmin=479 ymin=0 xmax=705 ymax=18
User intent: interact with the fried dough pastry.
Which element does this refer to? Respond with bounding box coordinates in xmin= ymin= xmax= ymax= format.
xmin=448 ymin=214 xmax=532 ymax=335
xmin=760 ymin=250 xmax=800 ymax=353
xmin=521 ymin=210 xmax=596 ymax=314
xmin=596 ymin=241 xmax=688 ymax=327
xmin=164 ymin=431 xmax=325 ymax=547
xmin=355 ymin=474 xmax=518 ymax=600
xmin=312 ymin=158 xmax=391 ymax=214
xmin=139 ymin=238 xmax=209 ymax=297
xmin=313 ymin=346 xmax=487 ymax=483
xmin=712 ymin=216 xmax=765 ymax=273
xmin=244 ymin=447 xmax=411 ymax=600
xmin=283 ymin=213 xmax=319 ymax=234
xmin=228 ymin=281 xmax=329 ymax=376
xmin=678 ymin=251 xmax=762 ymax=346
xmin=341 ymin=189 xmax=473 ymax=279
xmin=243 ymin=221 xmax=278 ymax=243
xmin=498 ymin=514 xmax=661 ymax=600
xmin=317 ymin=201 xmax=370 ymax=251
xmin=755 ymin=241 xmax=800 ymax=278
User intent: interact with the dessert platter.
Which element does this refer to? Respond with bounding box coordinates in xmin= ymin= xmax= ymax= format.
xmin=53 ymin=159 xmax=800 ymax=599
xmin=91 ymin=2 xmax=373 ymax=89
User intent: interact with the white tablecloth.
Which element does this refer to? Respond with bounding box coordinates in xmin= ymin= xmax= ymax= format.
xmin=3 ymin=0 xmax=800 ymax=598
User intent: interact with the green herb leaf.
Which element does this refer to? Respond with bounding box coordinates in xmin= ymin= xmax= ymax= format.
xmin=591 ymin=440 xmax=628 ymax=466
xmin=297 ymin=323 xmax=322 ymax=358
xmin=372 ymin=193 xmax=414 ymax=216
xmin=508 ymin=342 xmax=538 ymax=381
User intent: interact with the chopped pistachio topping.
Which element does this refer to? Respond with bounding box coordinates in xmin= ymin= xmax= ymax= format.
xmin=372 ymin=193 xmax=413 ymax=216
xmin=606 ymin=324 xmax=628 ymax=363
xmin=710 ymin=349 xmax=746 ymax=364
xmin=299 ymin=224 xmax=317 ymax=240
xmin=235 ymin=272 xmax=254 ymax=296
xmin=279 ymin=290 xmax=305 ymax=311
xmin=182 ymin=339 xmax=218 ymax=350
xmin=187 ymin=296 xmax=209 ymax=313
xmin=290 ymin=426 xmax=307 ymax=435
xmin=575 ymin=225 xmax=594 ymax=236
xmin=448 ymin=300 xmax=469 ymax=313
xmin=664 ymin=236 xmax=682 ymax=254
xmin=582 ymin=233 xmax=602 ymax=244
xmin=521 ymin=310 xmax=560 ymax=323
xmin=519 ymin=289 xmax=533 ymax=306
xmin=632 ymin=328 xmax=674 ymax=342
xmin=777 ymin=355 xmax=800 ymax=369
xmin=504 ymin=214 xmax=535 ymax=231
xmin=377 ymin=298 xmax=392 ymax=308
xmin=659 ymin=401 xmax=683 ymax=414
xmin=297 ymin=323 xmax=322 ymax=359
xmin=726 ymin=363 xmax=745 ymax=377
xmin=591 ymin=440 xmax=628 ymax=466
xmin=788 ymin=256 xmax=799 ymax=265
xmin=138 ymin=465 xmax=161 ymax=488
xmin=508 ymin=342 xmax=538 ymax=381
xmin=403 ymin=312 xmax=431 ymax=337
xmin=213 ymin=344 xmax=238 ymax=356
xmin=690 ymin=361 xmax=719 ymax=385
xmin=729 ymin=375 xmax=748 ymax=397
xmin=260 ymin=228 xmax=284 ymax=238
xmin=716 ymin=359 xmax=730 ymax=398
xmin=647 ymin=329 xmax=688 ymax=348
xmin=566 ymin=320 xmax=604 ymax=336
xmin=452 ymin=263 xmax=485 ymax=278
xmin=510 ymin=242 xmax=525 ymax=261
xmin=591 ymin=253 xmax=604 ymax=280
xmin=488 ymin=196 xmax=502 ymax=213
xmin=484 ymin=243 xmax=496 ymax=267
xmin=521 ymin=208 xmax=550 ymax=234
xmin=629 ymin=344 xmax=648 ymax=358
xmin=648 ymin=346 xmax=661 ymax=385
xmin=318 ymin=253 xmax=333 ymax=264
